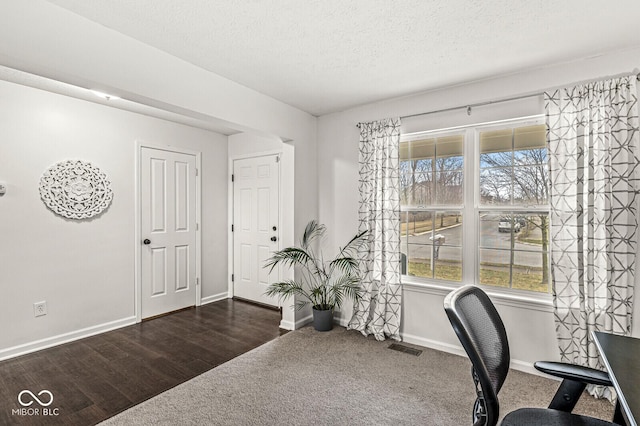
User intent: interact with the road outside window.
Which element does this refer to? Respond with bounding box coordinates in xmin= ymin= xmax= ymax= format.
xmin=400 ymin=119 xmax=550 ymax=294
xmin=400 ymin=133 xmax=464 ymax=282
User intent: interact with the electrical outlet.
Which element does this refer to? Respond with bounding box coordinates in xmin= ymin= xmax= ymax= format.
xmin=34 ymin=301 xmax=47 ymax=317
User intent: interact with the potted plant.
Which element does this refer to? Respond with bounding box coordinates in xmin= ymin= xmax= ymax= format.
xmin=264 ymin=220 xmax=366 ymax=331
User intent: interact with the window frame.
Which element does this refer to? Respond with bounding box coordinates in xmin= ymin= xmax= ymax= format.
xmin=400 ymin=115 xmax=551 ymax=299
xmin=400 ymin=128 xmax=465 ymax=282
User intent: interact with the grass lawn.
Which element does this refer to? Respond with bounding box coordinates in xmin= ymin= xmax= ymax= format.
xmin=407 ymin=260 xmax=548 ymax=293
xmin=409 ymin=259 xmax=462 ymax=281
xmin=402 ymin=215 xmax=462 ymax=235
xmin=479 ymin=268 xmax=548 ymax=292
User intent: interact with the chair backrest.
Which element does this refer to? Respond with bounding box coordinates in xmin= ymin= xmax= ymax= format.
xmin=444 ymin=285 xmax=511 ymax=426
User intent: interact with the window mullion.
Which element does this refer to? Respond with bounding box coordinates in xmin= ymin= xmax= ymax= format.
xmin=401 ymin=116 xmax=549 ymax=295
xmin=462 ymin=128 xmax=476 ymax=284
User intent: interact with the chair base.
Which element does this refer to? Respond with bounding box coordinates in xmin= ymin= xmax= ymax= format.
xmin=502 ymin=408 xmax=616 ymax=426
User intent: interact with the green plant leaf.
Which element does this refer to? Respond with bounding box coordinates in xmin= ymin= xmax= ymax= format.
xmin=265 ymin=280 xmax=311 ymax=306
xmin=329 ymin=256 xmax=358 ymax=274
xmin=264 ymin=247 xmax=314 ymax=273
xmin=301 ymin=219 xmax=326 ymax=249
xmin=263 ymin=220 xmax=365 ymax=314
xmin=328 ymin=274 xmax=362 ymax=310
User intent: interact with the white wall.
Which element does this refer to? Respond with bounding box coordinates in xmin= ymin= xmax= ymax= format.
xmin=0 ymin=1 xmax=315 ymax=143
xmin=318 ymin=47 xmax=640 ymax=372
xmin=0 ymin=79 xmax=228 ymax=359
xmin=0 ymin=0 xmax=320 ymax=357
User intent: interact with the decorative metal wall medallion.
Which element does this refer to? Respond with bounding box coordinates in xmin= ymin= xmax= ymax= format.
xmin=39 ymin=160 xmax=113 ymax=219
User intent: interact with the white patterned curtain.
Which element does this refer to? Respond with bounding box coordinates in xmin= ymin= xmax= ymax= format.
xmin=545 ymin=76 xmax=640 ymax=399
xmin=348 ymin=117 xmax=402 ymax=341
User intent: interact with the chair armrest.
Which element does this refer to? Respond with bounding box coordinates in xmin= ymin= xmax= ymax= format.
xmin=534 ymin=361 xmax=612 ymax=386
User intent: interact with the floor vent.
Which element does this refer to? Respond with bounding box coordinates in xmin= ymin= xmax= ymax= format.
xmin=388 ymin=343 xmax=422 ymax=356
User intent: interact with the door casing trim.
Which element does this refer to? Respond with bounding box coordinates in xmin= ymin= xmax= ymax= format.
xmin=135 ymin=141 xmax=202 ymax=323
xmin=228 ymin=150 xmax=282 ymax=303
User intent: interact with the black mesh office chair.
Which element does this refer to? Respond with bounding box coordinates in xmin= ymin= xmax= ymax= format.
xmin=444 ymin=285 xmax=623 ymax=426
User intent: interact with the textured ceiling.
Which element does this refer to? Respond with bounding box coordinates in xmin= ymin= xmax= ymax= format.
xmin=45 ymin=0 xmax=640 ymax=116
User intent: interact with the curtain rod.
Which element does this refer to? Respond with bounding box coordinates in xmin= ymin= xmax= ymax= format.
xmin=400 ymin=92 xmax=541 ymax=121
xmin=356 ymin=72 xmax=640 ymax=128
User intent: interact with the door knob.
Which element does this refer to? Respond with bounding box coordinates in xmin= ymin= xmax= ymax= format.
xmin=143 ymin=239 xmax=151 ymax=245
xmin=270 ymin=236 xmax=277 ymax=242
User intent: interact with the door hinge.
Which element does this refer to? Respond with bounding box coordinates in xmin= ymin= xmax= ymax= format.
xmin=231 ymin=274 xmax=234 ymax=282
xmin=231 ymin=224 xmax=234 ymax=232
xmin=196 ymin=223 xmax=199 ymax=231
xmin=195 ymin=168 xmax=199 ymax=176
xmin=196 ymin=278 xmax=200 ymax=286
xmin=276 ymin=155 xmax=280 ymax=163
xmin=231 ymin=174 xmax=234 ymax=182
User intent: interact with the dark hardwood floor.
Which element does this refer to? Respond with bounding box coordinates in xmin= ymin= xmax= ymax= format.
xmin=0 ymin=299 xmax=283 ymax=425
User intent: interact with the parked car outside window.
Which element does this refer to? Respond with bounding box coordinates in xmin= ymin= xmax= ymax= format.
xmin=498 ymin=217 xmax=520 ymax=233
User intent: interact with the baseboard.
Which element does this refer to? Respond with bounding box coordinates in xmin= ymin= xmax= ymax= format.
xmin=510 ymin=358 xmax=558 ymax=378
xmin=295 ymin=314 xmax=550 ymax=379
xmin=200 ymin=292 xmax=229 ymax=305
xmin=280 ymin=313 xmax=313 ymax=331
xmin=279 ymin=319 xmax=295 ymax=330
xmin=336 ymin=316 xmax=349 ymax=327
xmin=401 ymin=332 xmax=552 ymax=378
xmin=401 ymin=332 xmax=468 ymax=358
xmin=296 ymin=314 xmax=313 ymax=328
xmin=0 ymin=316 xmax=137 ymax=361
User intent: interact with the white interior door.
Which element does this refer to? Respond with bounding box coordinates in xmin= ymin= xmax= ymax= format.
xmin=141 ymin=147 xmax=197 ymax=319
xmin=233 ymin=154 xmax=280 ymax=306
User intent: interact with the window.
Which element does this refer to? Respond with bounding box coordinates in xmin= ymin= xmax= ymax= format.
xmin=400 ymin=132 xmax=464 ymax=282
xmin=400 ymin=117 xmax=550 ymax=294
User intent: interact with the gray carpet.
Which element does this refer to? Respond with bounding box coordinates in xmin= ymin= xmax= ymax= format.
xmin=100 ymin=326 xmax=614 ymax=425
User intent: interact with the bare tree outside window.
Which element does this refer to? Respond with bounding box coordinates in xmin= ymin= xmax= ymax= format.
xmin=479 ymin=124 xmax=549 ymax=291
xmin=399 ymin=121 xmax=549 ymax=293
xmin=400 ymin=158 xmax=433 ymax=206
xmin=400 ymin=134 xmax=463 ymax=282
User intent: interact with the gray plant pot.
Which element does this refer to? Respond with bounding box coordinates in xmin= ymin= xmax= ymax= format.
xmin=312 ymin=307 xmax=334 ymax=331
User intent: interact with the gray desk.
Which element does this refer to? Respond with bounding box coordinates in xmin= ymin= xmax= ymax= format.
xmin=593 ymin=331 xmax=639 ymax=426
